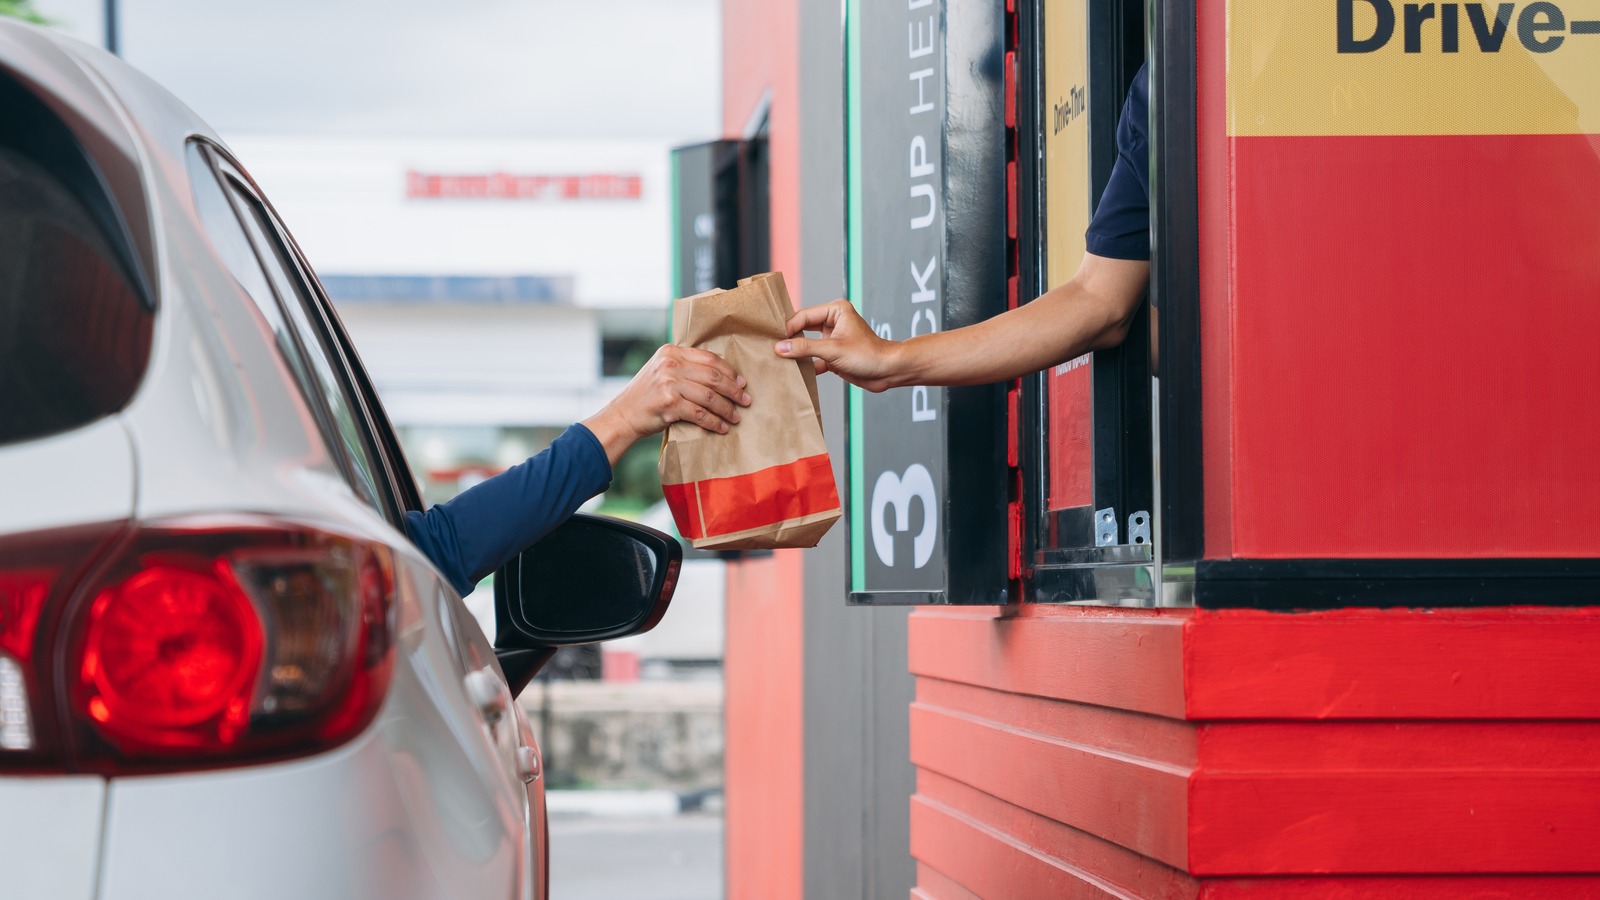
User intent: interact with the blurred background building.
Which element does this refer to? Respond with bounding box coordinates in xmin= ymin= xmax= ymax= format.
xmin=234 ymin=134 xmax=728 ymax=672
xmin=28 ymin=0 xmax=719 ymax=515
xmin=230 ymin=136 xmax=670 ymax=513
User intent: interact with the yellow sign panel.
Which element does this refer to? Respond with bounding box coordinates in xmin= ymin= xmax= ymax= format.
xmin=1228 ymin=0 xmax=1600 ymax=136
xmin=1042 ymin=0 xmax=1095 ymax=512
xmin=1044 ymin=0 xmax=1090 ymax=288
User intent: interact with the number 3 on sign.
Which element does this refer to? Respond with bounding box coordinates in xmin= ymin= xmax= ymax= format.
xmin=870 ymin=465 xmax=937 ymax=568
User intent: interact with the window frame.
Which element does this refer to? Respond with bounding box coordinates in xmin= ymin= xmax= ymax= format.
xmin=1018 ymin=0 xmax=1158 ymax=604
xmin=230 ymin=156 xmax=425 ymax=515
xmin=190 ymin=139 xmax=413 ymax=526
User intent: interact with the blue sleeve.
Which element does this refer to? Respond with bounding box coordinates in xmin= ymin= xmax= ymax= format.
xmin=1084 ymin=62 xmax=1151 ymax=262
xmin=404 ymin=423 xmax=613 ymax=596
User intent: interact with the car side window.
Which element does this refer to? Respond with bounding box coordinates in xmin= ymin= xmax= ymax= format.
xmin=228 ymin=181 xmax=392 ymax=519
xmin=314 ymin=301 xmax=427 ymax=514
xmin=187 ymin=144 xmax=322 ymax=420
xmin=186 ymin=142 xmax=390 ymax=520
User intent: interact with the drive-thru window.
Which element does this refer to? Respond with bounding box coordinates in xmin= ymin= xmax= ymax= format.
xmin=846 ymin=0 xmax=1600 ymax=603
xmin=713 ymin=0 xmax=1600 ymax=895
xmin=844 ymin=0 xmax=1160 ymax=609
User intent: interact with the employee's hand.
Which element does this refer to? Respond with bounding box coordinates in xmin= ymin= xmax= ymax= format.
xmin=582 ymin=345 xmax=751 ymax=465
xmin=775 ymin=299 xmax=902 ymax=393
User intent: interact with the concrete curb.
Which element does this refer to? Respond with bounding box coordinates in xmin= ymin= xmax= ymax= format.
xmin=545 ymin=788 xmax=724 ymax=819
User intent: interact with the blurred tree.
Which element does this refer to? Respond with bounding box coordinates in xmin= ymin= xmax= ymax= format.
xmin=0 ymin=0 xmax=49 ymax=24
xmin=596 ymin=333 xmax=669 ymax=517
xmin=598 ymin=440 xmax=664 ymax=518
xmin=619 ymin=340 xmax=656 ymax=376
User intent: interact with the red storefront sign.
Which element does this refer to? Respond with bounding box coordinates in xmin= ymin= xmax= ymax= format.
xmin=404 ymin=170 xmax=642 ymax=200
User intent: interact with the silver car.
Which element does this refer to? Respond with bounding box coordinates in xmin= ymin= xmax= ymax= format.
xmin=0 ymin=20 xmax=679 ymax=900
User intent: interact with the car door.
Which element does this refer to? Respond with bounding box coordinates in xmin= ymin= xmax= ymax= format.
xmin=190 ymin=141 xmax=543 ymax=899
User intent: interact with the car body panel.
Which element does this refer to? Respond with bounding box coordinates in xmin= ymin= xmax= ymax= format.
xmin=97 ymin=537 xmax=533 ymax=900
xmin=0 ymin=419 xmax=134 ymax=536
xmin=0 ymin=777 xmax=104 ymax=900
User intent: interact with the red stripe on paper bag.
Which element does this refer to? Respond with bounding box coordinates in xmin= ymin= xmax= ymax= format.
xmin=663 ymin=453 xmax=839 ymax=540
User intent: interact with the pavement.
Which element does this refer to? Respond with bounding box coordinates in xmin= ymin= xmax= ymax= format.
xmin=548 ymin=813 xmax=723 ymax=900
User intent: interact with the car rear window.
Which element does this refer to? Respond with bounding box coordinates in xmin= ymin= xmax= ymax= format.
xmin=0 ymin=144 xmax=152 ymax=446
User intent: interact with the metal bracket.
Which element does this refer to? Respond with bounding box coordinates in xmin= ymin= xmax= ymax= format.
xmin=1094 ymin=507 xmax=1118 ymax=546
xmin=1128 ymin=511 xmax=1152 ymax=546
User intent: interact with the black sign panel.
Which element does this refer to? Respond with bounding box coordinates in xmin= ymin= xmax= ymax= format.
xmin=670 ymin=139 xmax=769 ymax=302
xmin=671 ymin=140 xmax=728 ymax=300
xmin=845 ymin=0 xmax=1008 ymax=605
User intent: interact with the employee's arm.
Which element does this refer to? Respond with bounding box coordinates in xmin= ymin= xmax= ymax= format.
xmin=775 ymin=251 xmax=1148 ymax=391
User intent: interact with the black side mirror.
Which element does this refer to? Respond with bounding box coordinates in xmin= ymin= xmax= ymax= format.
xmin=493 ymin=513 xmax=681 ymax=694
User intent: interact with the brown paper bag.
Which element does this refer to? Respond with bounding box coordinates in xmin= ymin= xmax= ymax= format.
xmin=658 ymin=272 xmax=842 ymax=550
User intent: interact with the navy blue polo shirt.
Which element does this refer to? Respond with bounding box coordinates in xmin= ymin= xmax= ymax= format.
xmin=405 ymin=423 xmax=612 ymax=597
xmin=1084 ymin=62 xmax=1150 ymax=262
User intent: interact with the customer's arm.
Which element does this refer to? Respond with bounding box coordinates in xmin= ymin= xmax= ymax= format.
xmin=404 ymin=424 xmax=613 ymax=596
xmin=580 ymin=345 xmax=750 ymax=464
xmin=406 ymin=345 xmax=750 ymax=595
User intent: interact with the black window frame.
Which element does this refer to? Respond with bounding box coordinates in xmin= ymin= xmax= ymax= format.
xmin=1017 ymin=0 xmax=1156 ymax=604
xmin=306 ymin=279 xmax=425 ymax=516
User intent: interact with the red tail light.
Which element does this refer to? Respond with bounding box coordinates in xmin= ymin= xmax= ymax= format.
xmin=0 ymin=517 xmax=395 ymax=773
xmin=0 ymin=524 xmax=123 ymax=765
xmin=79 ymin=562 xmax=265 ymax=750
xmin=0 ymin=571 xmax=51 ymax=752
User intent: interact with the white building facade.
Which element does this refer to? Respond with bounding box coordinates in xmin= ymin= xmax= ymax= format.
xmin=231 ymin=135 xmax=673 ymax=503
xmin=228 ymin=135 xmax=724 ymax=665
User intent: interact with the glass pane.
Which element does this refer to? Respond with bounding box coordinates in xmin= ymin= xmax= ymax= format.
xmin=1043 ymin=0 xmax=1095 ymax=515
xmin=187 ymin=144 xmax=332 ymax=445
xmin=0 ymin=148 xmax=151 ymax=445
xmin=222 ymin=175 xmax=387 ymax=516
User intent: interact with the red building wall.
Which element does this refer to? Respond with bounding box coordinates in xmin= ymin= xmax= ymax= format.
xmin=723 ymin=552 xmax=804 ymax=899
xmin=906 ymin=0 xmax=1600 ymax=894
xmin=721 ymin=1 xmax=804 ymax=897
xmin=1199 ymin=0 xmax=1600 ymax=560
xmin=908 ymin=604 xmax=1600 ymax=897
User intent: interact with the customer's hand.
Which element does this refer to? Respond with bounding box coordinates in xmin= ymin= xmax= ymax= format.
xmin=581 ymin=345 xmax=751 ymax=464
xmin=774 ymin=299 xmax=904 ymax=392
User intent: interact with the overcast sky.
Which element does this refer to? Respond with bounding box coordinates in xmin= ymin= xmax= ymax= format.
xmin=30 ymin=0 xmax=721 ymax=141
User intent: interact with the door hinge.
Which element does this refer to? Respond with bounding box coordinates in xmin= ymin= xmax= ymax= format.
xmin=1095 ymin=507 xmax=1118 ymax=546
xmin=1128 ymin=511 xmax=1151 ymax=546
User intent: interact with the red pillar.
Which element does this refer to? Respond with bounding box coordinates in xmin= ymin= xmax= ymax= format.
xmin=720 ymin=0 xmax=803 ymax=896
